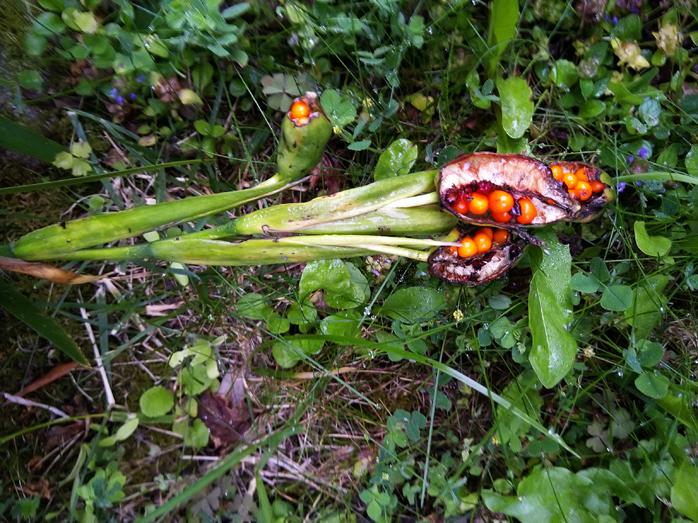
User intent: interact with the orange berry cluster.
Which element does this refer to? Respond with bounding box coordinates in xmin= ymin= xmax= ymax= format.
xmin=550 ymin=164 xmax=605 ymax=201
xmin=289 ymin=99 xmax=311 ymax=126
xmin=453 ymin=189 xmax=537 ymax=225
xmin=450 ymin=227 xmax=510 ymax=259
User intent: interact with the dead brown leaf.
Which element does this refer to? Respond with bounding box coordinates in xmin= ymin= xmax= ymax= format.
xmin=0 ymin=256 xmax=103 ymax=284
xmin=199 ymin=375 xmax=250 ymax=449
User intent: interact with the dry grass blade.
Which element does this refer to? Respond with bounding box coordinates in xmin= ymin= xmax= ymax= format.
xmin=0 ymin=256 xmax=103 ymax=284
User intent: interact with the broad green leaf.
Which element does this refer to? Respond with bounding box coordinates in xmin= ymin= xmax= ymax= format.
xmin=579 ymin=100 xmax=606 ymax=119
xmin=488 ymin=0 xmax=519 ymax=71
xmin=635 ymin=340 xmax=664 ymax=368
xmin=72 ymin=11 xmax=98 ymax=34
xmin=320 ymin=312 xmax=360 ymax=338
xmin=182 ymin=418 xmax=209 ymax=448
xmin=570 ymin=272 xmax=600 ymax=293
xmin=374 ymin=139 xmax=418 ymax=181
xmin=0 ymin=116 xmax=65 ymax=163
xmin=18 ymin=70 xmax=43 ymax=91
xmin=528 ymin=235 xmax=577 ymax=388
xmin=178 ymin=89 xmax=203 ymax=105
xmin=320 ymin=89 xmax=356 ymax=130
xmin=271 ymin=338 xmax=325 ymax=368
xmin=299 ymin=260 xmax=369 ymax=309
xmin=380 ymin=287 xmax=446 ymax=323
xmin=624 ymin=275 xmax=669 ymax=339
xmin=70 ymin=141 xmax=92 ymax=159
xmin=634 ymin=221 xmax=671 ymax=257
xmin=671 ymin=461 xmax=698 ymax=522
xmin=600 ymin=285 xmax=633 ymax=311
xmin=0 ymin=280 xmax=87 ymax=364
xmin=496 ymin=76 xmax=534 ymax=140
xmin=139 ymin=386 xmax=174 ymax=417
xmin=483 ymin=467 xmax=597 ymax=522
xmin=634 ymin=371 xmax=669 ymax=399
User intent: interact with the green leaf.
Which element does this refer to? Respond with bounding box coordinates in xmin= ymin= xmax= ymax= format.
xmin=374 ymin=139 xmax=418 ymax=181
xmin=528 ymin=235 xmax=577 ymax=388
xmin=624 ymin=275 xmax=669 ymax=339
xmin=496 ymin=372 xmax=543 ymax=451
xmin=483 ymin=467 xmax=597 ymax=522
xmin=99 ymin=415 xmax=139 ymax=447
xmin=70 ymin=141 xmax=92 ymax=159
xmin=139 ymin=386 xmax=175 ymax=417
xmin=183 ymin=418 xmax=209 ymax=448
xmin=381 ymin=287 xmax=446 ymax=324
xmin=634 ymin=371 xmax=669 ymax=399
xmin=0 ymin=116 xmax=65 ymax=163
xmin=222 ymin=3 xmax=250 ymax=18
xmin=686 ymin=145 xmax=698 ymax=177
xmin=634 ymin=221 xmax=671 ymax=257
xmin=635 ymin=340 xmax=664 ymax=368
xmin=570 ymin=272 xmax=600 ymax=293
xmin=600 ymin=285 xmax=633 ymax=312
xmin=320 ymin=89 xmax=356 ymax=130
xmin=550 ymin=59 xmax=578 ymax=91
xmin=33 ymin=12 xmax=65 ymax=36
xmin=299 ymin=260 xmax=369 ymax=309
xmin=488 ymin=0 xmax=519 ymax=57
xmin=320 ymin=312 xmax=360 ymax=338
xmin=579 ymin=100 xmax=606 ymax=119
xmin=0 ymin=280 xmax=87 ymax=364
xmin=271 ymin=337 xmax=325 ymax=368
xmin=348 ymin=140 xmax=371 ymax=151
xmin=18 ymin=70 xmax=43 ymax=91
xmin=496 ymin=76 xmax=534 ymax=139
xmin=178 ymin=89 xmax=203 ymax=105
xmin=236 ymin=293 xmax=273 ymax=321
xmin=72 ymin=11 xmax=98 ymax=34
xmin=671 ymin=461 xmax=698 ymax=522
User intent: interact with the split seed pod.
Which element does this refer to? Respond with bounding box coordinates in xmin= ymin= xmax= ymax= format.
xmin=428 ymin=227 xmax=526 ymax=285
xmin=438 ymin=152 xmax=613 ymax=229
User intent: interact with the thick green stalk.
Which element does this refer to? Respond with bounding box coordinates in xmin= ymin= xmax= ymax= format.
xmin=187 ymin=170 xmax=439 ymax=240
xmin=60 ymin=238 xmax=371 ymax=266
xmin=11 ymin=179 xmax=293 ymax=261
xmin=12 ymin=93 xmax=333 ymax=261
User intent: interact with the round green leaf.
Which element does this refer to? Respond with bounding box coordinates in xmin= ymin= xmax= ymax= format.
xmin=139 ymin=386 xmax=174 ymax=417
xmin=634 ymin=371 xmax=669 ymax=399
xmin=600 ymin=285 xmax=633 ymax=311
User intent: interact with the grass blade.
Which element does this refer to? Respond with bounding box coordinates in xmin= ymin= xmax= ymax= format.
xmin=0 ymin=279 xmax=88 ymax=365
xmin=0 ymin=116 xmax=65 ymax=163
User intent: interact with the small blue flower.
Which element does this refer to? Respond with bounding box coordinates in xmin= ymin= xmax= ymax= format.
xmin=115 ymin=95 xmax=125 ymax=105
xmin=136 ymin=74 xmax=145 ymax=84
xmin=617 ymin=182 xmax=627 ymax=193
xmin=108 ymin=87 xmax=119 ymax=99
xmin=637 ymin=146 xmax=649 ymax=159
xmin=612 ymin=15 xmax=619 ymax=25
xmin=627 ymin=154 xmax=635 ymax=164
xmin=635 ymin=181 xmax=643 ymax=187
xmin=129 ymin=92 xmax=137 ymax=101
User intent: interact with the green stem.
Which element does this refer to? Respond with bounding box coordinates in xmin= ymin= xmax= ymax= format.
xmin=11 ymin=175 xmax=299 ymax=261
xmin=188 ymin=170 xmax=440 ymax=240
xmin=615 ymin=171 xmax=698 ymax=185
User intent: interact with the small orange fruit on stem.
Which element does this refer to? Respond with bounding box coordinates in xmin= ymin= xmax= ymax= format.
xmin=468 ymin=192 xmax=489 ymax=215
xmin=473 ymin=232 xmax=493 ymax=253
xmin=516 ymin=198 xmax=537 ymax=224
xmin=289 ymin=99 xmax=311 ymax=121
xmin=489 ymin=190 xmax=515 ymax=214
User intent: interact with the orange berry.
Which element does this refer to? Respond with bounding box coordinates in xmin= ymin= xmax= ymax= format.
xmin=468 ymin=192 xmax=489 ymax=215
xmin=290 ymin=100 xmax=311 ymax=120
xmin=591 ymin=180 xmax=605 ymax=193
xmin=457 ymin=236 xmax=478 ymax=258
xmin=562 ymin=172 xmax=578 ymax=189
xmin=492 ymin=229 xmax=509 ymax=244
xmin=491 ymin=211 xmax=512 ymax=223
xmin=473 ymin=232 xmax=493 ymax=253
xmin=453 ymin=196 xmax=469 ymax=214
xmin=575 ymin=167 xmax=589 ymax=182
xmin=489 ymin=190 xmax=515 ymax=214
xmin=516 ymin=198 xmax=537 ymax=225
xmin=575 ymin=181 xmax=592 ymax=201
xmin=480 ymin=227 xmax=494 ymax=239
xmin=551 ymin=164 xmax=564 ymax=181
